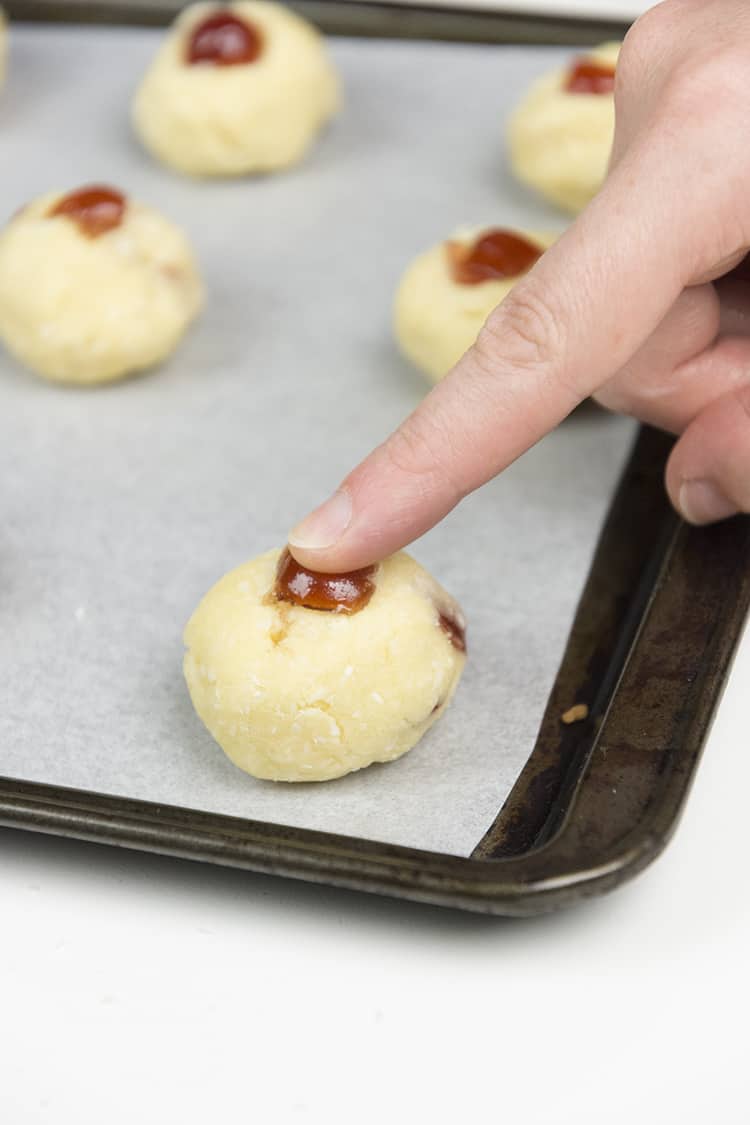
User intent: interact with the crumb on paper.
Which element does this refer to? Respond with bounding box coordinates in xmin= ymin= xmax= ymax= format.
xmin=561 ymin=702 xmax=589 ymax=725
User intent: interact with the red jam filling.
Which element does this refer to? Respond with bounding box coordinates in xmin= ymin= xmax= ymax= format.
xmin=564 ymin=59 xmax=616 ymax=95
xmin=274 ymin=548 xmax=377 ymax=615
xmin=447 ymin=229 xmax=542 ymax=285
xmin=48 ymin=186 xmax=126 ymax=239
xmin=438 ymin=611 xmax=466 ymax=653
xmin=186 ymin=11 xmax=263 ymax=66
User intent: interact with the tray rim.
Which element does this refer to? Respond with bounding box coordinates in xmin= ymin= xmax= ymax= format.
xmin=6 ymin=0 xmax=632 ymax=44
xmin=3 ymin=427 xmax=747 ymax=916
xmin=2 ymin=6 xmax=748 ymax=916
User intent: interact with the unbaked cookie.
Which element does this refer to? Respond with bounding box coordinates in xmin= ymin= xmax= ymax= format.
xmin=183 ymin=547 xmax=467 ymax=782
xmin=394 ymin=227 xmax=555 ymax=383
xmin=0 ymin=185 xmax=203 ymax=385
xmin=133 ymin=1 xmax=341 ymax=176
xmin=508 ymin=42 xmax=620 ymax=214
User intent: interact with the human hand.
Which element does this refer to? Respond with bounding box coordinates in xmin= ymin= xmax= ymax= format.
xmin=290 ymin=0 xmax=750 ymax=571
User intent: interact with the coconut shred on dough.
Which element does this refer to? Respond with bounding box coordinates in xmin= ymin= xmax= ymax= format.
xmin=132 ymin=1 xmax=341 ymax=176
xmin=184 ymin=548 xmax=467 ymax=782
xmin=0 ymin=185 xmax=203 ymax=385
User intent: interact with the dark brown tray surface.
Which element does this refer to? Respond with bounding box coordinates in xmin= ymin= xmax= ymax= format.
xmin=7 ymin=0 xmax=630 ymax=44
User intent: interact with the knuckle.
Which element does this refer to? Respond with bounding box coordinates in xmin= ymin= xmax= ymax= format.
xmin=478 ymin=285 xmax=562 ymax=380
xmin=617 ymin=1 xmax=682 ymax=82
xmin=619 ymin=6 xmax=750 ymax=135
xmin=474 ymin=284 xmax=590 ymax=408
xmin=385 ymin=418 xmax=439 ymax=478
xmin=629 ymin=0 xmax=676 ymax=35
xmin=659 ymin=50 xmax=748 ymax=124
xmin=656 ymin=61 xmax=703 ymax=119
xmin=617 ymin=10 xmax=660 ymax=79
xmin=384 ymin=416 xmax=464 ymax=504
xmin=661 ymin=59 xmax=699 ymax=110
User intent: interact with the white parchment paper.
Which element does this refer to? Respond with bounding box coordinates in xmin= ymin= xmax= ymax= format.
xmin=0 ymin=27 xmax=635 ymax=855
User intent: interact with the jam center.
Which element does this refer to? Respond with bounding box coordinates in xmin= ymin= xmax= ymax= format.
xmin=439 ymin=611 xmax=466 ymax=653
xmin=274 ymin=548 xmax=377 ymax=615
xmin=447 ymin=229 xmax=542 ymax=285
xmin=48 ymin=186 xmax=126 ymax=239
xmin=564 ymin=59 xmax=616 ymax=95
xmin=187 ymin=11 xmax=263 ymax=66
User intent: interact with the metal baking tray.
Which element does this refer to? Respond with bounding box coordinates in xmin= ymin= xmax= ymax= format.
xmin=7 ymin=0 xmax=630 ymax=44
xmin=2 ymin=2 xmax=748 ymax=915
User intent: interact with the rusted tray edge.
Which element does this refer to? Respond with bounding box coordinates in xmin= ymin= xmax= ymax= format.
xmin=474 ymin=424 xmax=677 ymax=859
xmin=0 ymin=795 xmax=671 ymax=915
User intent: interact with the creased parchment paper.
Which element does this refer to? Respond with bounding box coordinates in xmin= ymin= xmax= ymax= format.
xmin=0 ymin=28 xmax=635 ymax=855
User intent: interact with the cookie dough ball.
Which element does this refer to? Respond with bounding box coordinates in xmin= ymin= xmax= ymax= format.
xmin=394 ymin=227 xmax=556 ymax=383
xmin=0 ymin=10 xmax=8 ymax=92
xmin=508 ymin=42 xmax=620 ymax=214
xmin=133 ymin=2 xmax=341 ymax=177
xmin=0 ymin=185 xmax=203 ymax=385
xmin=184 ymin=548 xmax=467 ymax=782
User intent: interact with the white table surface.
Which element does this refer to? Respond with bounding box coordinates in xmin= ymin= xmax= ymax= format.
xmin=1 ymin=617 xmax=747 ymax=1123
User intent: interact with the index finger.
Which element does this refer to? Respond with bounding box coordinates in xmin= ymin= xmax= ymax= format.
xmin=288 ymin=138 xmax=722 ymax=571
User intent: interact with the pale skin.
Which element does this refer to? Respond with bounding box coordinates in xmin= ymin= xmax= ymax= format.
xmin=290 ymin=0 xmax=750 ymax=572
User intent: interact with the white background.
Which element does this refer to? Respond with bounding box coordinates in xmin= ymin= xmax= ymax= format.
xmin=1 ymin=622 xmax=748 ymax=1124
xmin=2 ymin=3 xmax=746 ymax=1119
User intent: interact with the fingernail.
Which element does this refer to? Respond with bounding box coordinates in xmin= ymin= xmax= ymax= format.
xmin=678 ymin=479 xmax=737 ymax=525
xmin=288 ymin=489 xmax=353 ymax=550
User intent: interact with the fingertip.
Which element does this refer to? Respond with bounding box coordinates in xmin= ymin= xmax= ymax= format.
xmin=665 ymin=391 xmax=750 ymax=526
xmin=287 ymin=538 xmax=386 ymax=573
xmin=287 ymin=490 xmax=390 ymax=572
xmin=676 ymin=479 xmax=738 ymax=525
xmin=287 ymin=488 xmax=353 ymax=566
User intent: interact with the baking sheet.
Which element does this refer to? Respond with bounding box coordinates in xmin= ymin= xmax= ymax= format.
xmin=366 ymin=0 xmax=647 ymax=18
xmin=0 ymin=26 xmax=635 ymax=856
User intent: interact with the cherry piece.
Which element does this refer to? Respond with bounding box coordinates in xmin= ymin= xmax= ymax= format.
xmin=438 ymin=611 xmax=466 ymax=654
xmin=564 ymin=59 xmax=616 ymax=95
xmin=447 ymin=229 xmax=542 ymax=285
xmin=186 ymin=11 xmax=263 ymax=66
xmin=274 ymin=548 xmax=377 ymax=615
xmin=48 ymin=186 xmax=126 ymax=239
